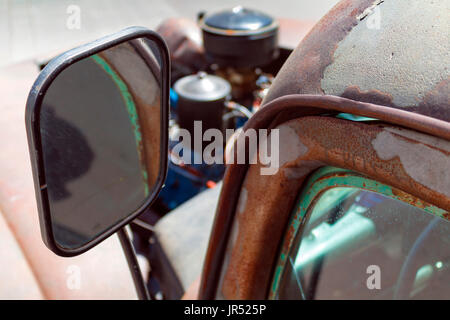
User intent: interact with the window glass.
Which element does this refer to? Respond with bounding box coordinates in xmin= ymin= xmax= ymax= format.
xmin=278 ymin=187 xmax=450 ymax=299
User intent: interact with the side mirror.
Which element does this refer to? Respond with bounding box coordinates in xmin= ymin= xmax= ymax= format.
xmin=25 ymin=27 xmax=169 ymax=256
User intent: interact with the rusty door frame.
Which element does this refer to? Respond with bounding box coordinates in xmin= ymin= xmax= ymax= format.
xmin=199 ymin=94 xmax=450 ymax=299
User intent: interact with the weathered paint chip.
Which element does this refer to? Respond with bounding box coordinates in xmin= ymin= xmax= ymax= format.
xmin=372 ymin=130 xmax=450 ymax=197
xmin=276 ymin=123 xmax=309 ymax=168
xmin=322 ymin=0 xmax=450 ymax=108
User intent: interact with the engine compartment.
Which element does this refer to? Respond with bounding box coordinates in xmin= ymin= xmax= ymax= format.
xmin=128 ymin=7 xmax=293 ymax=299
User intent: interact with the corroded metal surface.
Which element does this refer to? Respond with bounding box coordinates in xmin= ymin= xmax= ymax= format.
xmin=219 ymin=116 xmax=449 ymax=299
xmin=199 ymin=94 xmax=450 ymax=299
xmin=200 ymin=0 xmax=450 ymax=299
xmin=263 ymin=0 xmax=450 ymax=121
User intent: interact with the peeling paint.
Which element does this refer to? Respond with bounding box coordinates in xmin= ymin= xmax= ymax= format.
xmin=357 ymin=0 xmax=384 ymax=20
xmin=384 ymin=127 xmax=450 ymax=153
xmin=283 ymin=160 xmax=323 ymax=180
xmin=262 ymin=0 xmax=449 ymax=121
xmin=372 ymin=130 xmax=450 ymax=197
xmin=322 ymin=0 xmax=450 ymax=109
xmin=208 ymin=114 xmax=450 ymax=300
xmin=277 ymin=124 xmax=309 ymax=168
xmin=263 ymin=0 xmax=375 ymax=104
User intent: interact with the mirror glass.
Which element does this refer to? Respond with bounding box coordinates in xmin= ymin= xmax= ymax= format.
xmin=39 ymin=38 xmax=163 ymax=249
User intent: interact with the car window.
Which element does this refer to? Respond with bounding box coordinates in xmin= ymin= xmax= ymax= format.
xmin=273 ymin=168 xmax=450 ymax=300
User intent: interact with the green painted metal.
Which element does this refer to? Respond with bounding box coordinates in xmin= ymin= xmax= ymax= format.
xmin=91 ymin=54 xmax=149 ymax=196
xmin=269 ymin=166 xmax=447 ymax=299
xmin=336 ymin=113 xmax=378 ymax=122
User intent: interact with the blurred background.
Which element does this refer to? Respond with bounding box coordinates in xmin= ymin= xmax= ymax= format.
xmin=0 ymin=0 xmax=339 ymax=68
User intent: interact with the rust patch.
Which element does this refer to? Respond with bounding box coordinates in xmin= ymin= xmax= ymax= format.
xmin=282 ymin=223 xmax=297 ymax=252
xmin=416 ymin=79 xmax=450 ymax=122
xmin=263 ymin=0 xmax=374 ymax=103
xmin=391 ymin=188 xmax=429 ymax=210
xmin=341 ymin=86 xmax=395 ymax=108
xmin=264 ymin=0 xmax=450 ymax=122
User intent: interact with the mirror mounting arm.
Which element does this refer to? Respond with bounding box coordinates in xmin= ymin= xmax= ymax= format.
xmin=117 ymin=228 xmax=151 ymax=300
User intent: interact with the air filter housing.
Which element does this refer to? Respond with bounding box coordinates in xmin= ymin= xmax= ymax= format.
xmin=199 ymin=6 xmax=279 ymax=68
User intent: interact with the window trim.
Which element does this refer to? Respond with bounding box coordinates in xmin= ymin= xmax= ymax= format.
xmin=206 ymin=115 xmax=449 ymax=299
xmin=269 ymin=166 xmax=447 ymax=299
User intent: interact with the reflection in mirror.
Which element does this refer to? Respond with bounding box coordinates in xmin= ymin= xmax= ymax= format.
xmin=39 ymin=38 xmax=162 ymax=249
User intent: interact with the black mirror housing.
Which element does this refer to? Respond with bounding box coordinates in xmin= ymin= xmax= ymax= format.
xmin=25 ymin=27 xmax=170 ymax=257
